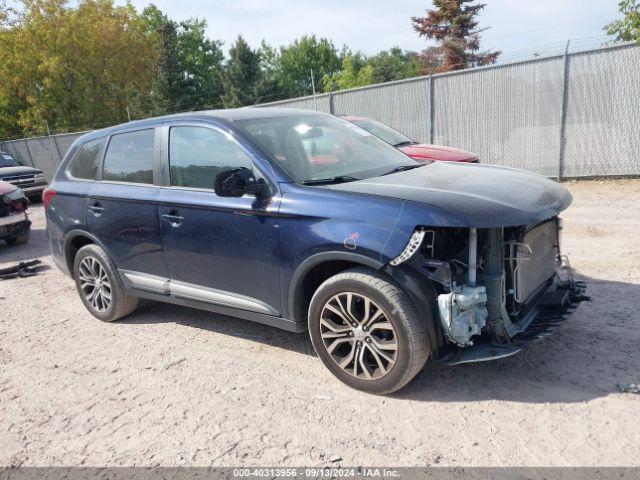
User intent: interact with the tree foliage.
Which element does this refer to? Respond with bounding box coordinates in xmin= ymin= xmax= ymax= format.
xmin=367 ymin=47 xmax=420 ymax=83
xmin=275 ymin=35 xmax=342 ymax=97
xmin=140 ymin=5 xmax=224 ymax=114
xmin=606 ymin=0 xmax=640 ymax=42
xmin=0 ymin=0 xmax=508 ymax=139
xmin=411 ymin=0 xmax=499 ymax=72
xmin=322 ymin=53 xmax=373 ymax=91
xmin=0 ymin=0 xmax=157 ymax=137
xmin=221 ymin=36 xmax=265 ymax=107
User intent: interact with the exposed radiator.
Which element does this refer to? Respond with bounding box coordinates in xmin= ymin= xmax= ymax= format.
xmin=507 ymin=220 xmax=558 ymax=304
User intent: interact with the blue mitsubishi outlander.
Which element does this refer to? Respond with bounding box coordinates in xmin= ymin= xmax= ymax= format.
xmin=45 ymin=108 xmax=587 ymax=394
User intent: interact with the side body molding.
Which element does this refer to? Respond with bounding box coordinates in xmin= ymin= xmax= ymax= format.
xmin=119 ymin=270 xmax=279 ymax=316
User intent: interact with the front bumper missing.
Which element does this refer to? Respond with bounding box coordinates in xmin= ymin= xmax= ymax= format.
xmin=436 ymin=280 xmax=589 ymax=366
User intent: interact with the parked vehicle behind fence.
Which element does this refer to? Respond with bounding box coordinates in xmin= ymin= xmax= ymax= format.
xmin=342 ymin=116 xmax=479 ymax=163
xmin=0 ymin=151 xmax=49 ymax=202
xmin=44 ymin=108 xmax=587 ymax=394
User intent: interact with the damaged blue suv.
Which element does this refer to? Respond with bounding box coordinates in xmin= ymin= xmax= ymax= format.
xmin=45 ymin=108 xmax=587 ymax=394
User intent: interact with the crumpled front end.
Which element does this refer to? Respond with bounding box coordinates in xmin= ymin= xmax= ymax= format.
xmin=0 ymin=183 xmax=30 ymax=241
xmin=389 ymin=217 xmax=589 ymax=364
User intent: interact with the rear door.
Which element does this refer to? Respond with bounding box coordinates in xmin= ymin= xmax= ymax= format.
xmin=157 ymin=122 xmax=282 ymax=315
xmin=87 ymin=127 xmax=170 ymax=281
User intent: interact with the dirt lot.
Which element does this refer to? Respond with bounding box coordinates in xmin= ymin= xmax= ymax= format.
xmin=0 ymin=179 xmax=639 ymax=467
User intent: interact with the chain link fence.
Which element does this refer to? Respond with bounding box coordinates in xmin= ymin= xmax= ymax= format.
xmin=259 ymin=42 xmax=640 ymax=179
xmin=1 ymin=42 xmax=638 ymax=181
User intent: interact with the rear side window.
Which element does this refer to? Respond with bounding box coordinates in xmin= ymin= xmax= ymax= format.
xmin=67 ymin=138 xmax=106 ymax=180
xmin=169 ymin=126 xmax=254 ymax=190
xmin=103 ymin=129 xmax=155 ymax=184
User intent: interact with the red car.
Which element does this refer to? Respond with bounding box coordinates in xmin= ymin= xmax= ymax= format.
xmin=342 ymin=116 xmax=478 ymax=163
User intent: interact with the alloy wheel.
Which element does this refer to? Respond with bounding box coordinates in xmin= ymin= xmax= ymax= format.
xmin=78 ymin=256 xmax=112 ymax=313
xmin=319 ymin=292 xmax=398 ymax=380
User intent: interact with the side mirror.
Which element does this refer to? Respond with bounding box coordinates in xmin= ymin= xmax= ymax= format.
xmin=214 ymin=167 xmax=267 ymax=198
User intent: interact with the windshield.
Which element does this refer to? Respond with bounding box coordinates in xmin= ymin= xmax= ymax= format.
xmin=0 ymin=153 xmax=22 ymax=168
xmin=235 ymin=114 xmax=417 ymax=183
xmin=349 ymin=118 xmax=413 ymax=147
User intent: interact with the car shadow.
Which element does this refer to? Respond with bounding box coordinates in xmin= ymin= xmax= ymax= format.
xmin=120 ymin=273 xmax=639 ymax=404
xmin=0 ymin=227 xmax=52 ymax=265
xmin=122 ymin=301 xmax=317 ymax=357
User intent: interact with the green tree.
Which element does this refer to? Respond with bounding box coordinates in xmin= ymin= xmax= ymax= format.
xmin=411 ymin=0 xmax=499 ymax=72
xmin=140 ymin=4 xmax=224 ymax=114
xmin=367 ymin=47 xmax=420 ymax=83
xmin=606 ymin=0 xmax=640 ymax=42
xmin=0 ymin=0 xmax=157 ymax=137
xmin=277 ymin=35 xmax=341 ymax=96
xmin=221 ymin=35 xmax=264 ymax=107
xmin=322 ymin=52 xmax=373 ymax=91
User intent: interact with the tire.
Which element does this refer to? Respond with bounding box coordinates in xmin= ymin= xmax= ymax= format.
xmin=73 ymin=244 xmax=138 ymax=322
xmin=5 ymin=231 xmax=30 ymax=245
xmin=308 ymin=267 xmax=429 ymax=394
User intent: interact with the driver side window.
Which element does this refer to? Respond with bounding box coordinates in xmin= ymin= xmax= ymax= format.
xmin=169 ymin=126 xmax=254 ymax=190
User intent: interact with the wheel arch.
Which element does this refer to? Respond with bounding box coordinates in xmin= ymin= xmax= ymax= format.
xmin=287 ymin=252 xmax=384 ymax=325
xmin=383 ymin=264 xmax=449 ymax=359
xmin=63 ymin=230 xmax=109 ymax=278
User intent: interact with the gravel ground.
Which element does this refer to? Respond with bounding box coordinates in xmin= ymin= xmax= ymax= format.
xmin=0 ymin=179 xmax=639 ymax=467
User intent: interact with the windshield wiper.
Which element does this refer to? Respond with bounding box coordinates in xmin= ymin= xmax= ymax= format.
xmin=302 ymin=175 xmax=359 ymax=186
xmin=381 ymin=164 xmax=424 ymax=176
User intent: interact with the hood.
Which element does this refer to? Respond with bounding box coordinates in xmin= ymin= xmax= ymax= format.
xmin=0 ymin=166 xmax=42 ymax=178
xmin=399 ymin=143 xmax=478 ymax=162
xmin=327 ymin=162 xmax=572 ymax=228
xmin=0 ymin=180 xmax=17 ymax=196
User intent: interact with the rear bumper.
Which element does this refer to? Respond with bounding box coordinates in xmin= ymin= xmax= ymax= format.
xmin=0 ymin=212 xmax=31 ymax=239
xmin=437 ymin=278 xmax=589 ymax=366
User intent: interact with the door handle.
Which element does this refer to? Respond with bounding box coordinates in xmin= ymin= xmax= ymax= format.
xmin=161 ymin=210 xmax=184 ymax=227
xmin=88 ymin=202 xmax=105 ymax=216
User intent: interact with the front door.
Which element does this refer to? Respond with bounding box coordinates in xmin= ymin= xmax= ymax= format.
xmin=158 ymin=124 xmax=281 ymax=316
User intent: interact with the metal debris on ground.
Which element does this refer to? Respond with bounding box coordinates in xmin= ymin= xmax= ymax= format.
xmin=617 ymin=383 xmax=640 ymax=394
xmin=0 ymin=259 xmax=43 ymax=280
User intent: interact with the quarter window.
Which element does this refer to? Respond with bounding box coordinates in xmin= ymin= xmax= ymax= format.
xmin=103 ymin=129 xmax=155 ymax=184
xmin=68 ymin=138 xmax=106 ymax=180
xmin=169 ymin=126 xmax=254 ymax=190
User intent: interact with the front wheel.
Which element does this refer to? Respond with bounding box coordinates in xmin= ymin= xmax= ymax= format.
xmin=308 ymin=268 xmax=429 ymax=394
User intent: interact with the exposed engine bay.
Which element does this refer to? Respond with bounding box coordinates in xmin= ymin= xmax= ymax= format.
xmin=393 ymin=217 xmax=589 ymax=363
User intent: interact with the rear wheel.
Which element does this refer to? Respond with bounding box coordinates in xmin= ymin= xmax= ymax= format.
xmin=5 ymin=232 xmax=30 ymax=245
xmin=308 ymin=268 xmax=429 ymax=394
xmin=73 ymin=244 xmax=138 ymax=322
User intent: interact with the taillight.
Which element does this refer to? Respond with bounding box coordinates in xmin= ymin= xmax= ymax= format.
xmin=42 ymin=187 xmax=56 ymax=207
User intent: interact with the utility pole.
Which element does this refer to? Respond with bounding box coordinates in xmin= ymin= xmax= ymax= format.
xmin=126 ymin=106 xmax=132 ymax=122
xmin=310 ymin=69 xmax=317 ymax=109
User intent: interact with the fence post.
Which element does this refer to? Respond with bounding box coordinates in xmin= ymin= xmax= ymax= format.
xmin=329 ymin=92 xmax=335 ymax=115
xmin=558 ymin=40 xmax=571 ymax=180
xmin=52 ymin=135 xmax=64 ymax=163
xmin=23 ymin=137 xmax=35 ymax=168
xmin=45 ymin=120 xmax=63 ymax=166
xmin=429 ymin=74 xmax=435 ymax=144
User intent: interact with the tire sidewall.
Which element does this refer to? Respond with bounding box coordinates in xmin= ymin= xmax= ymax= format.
xmin=308 ymin=274 xmax=417 ymax=394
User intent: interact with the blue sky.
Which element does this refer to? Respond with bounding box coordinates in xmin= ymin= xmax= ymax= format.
xmin=116 ymin=0 xmax=620 ymax=57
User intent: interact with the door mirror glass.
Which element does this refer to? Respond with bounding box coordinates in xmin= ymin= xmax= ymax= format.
xmin=214 ymin=167 xmax=266 ymax=198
